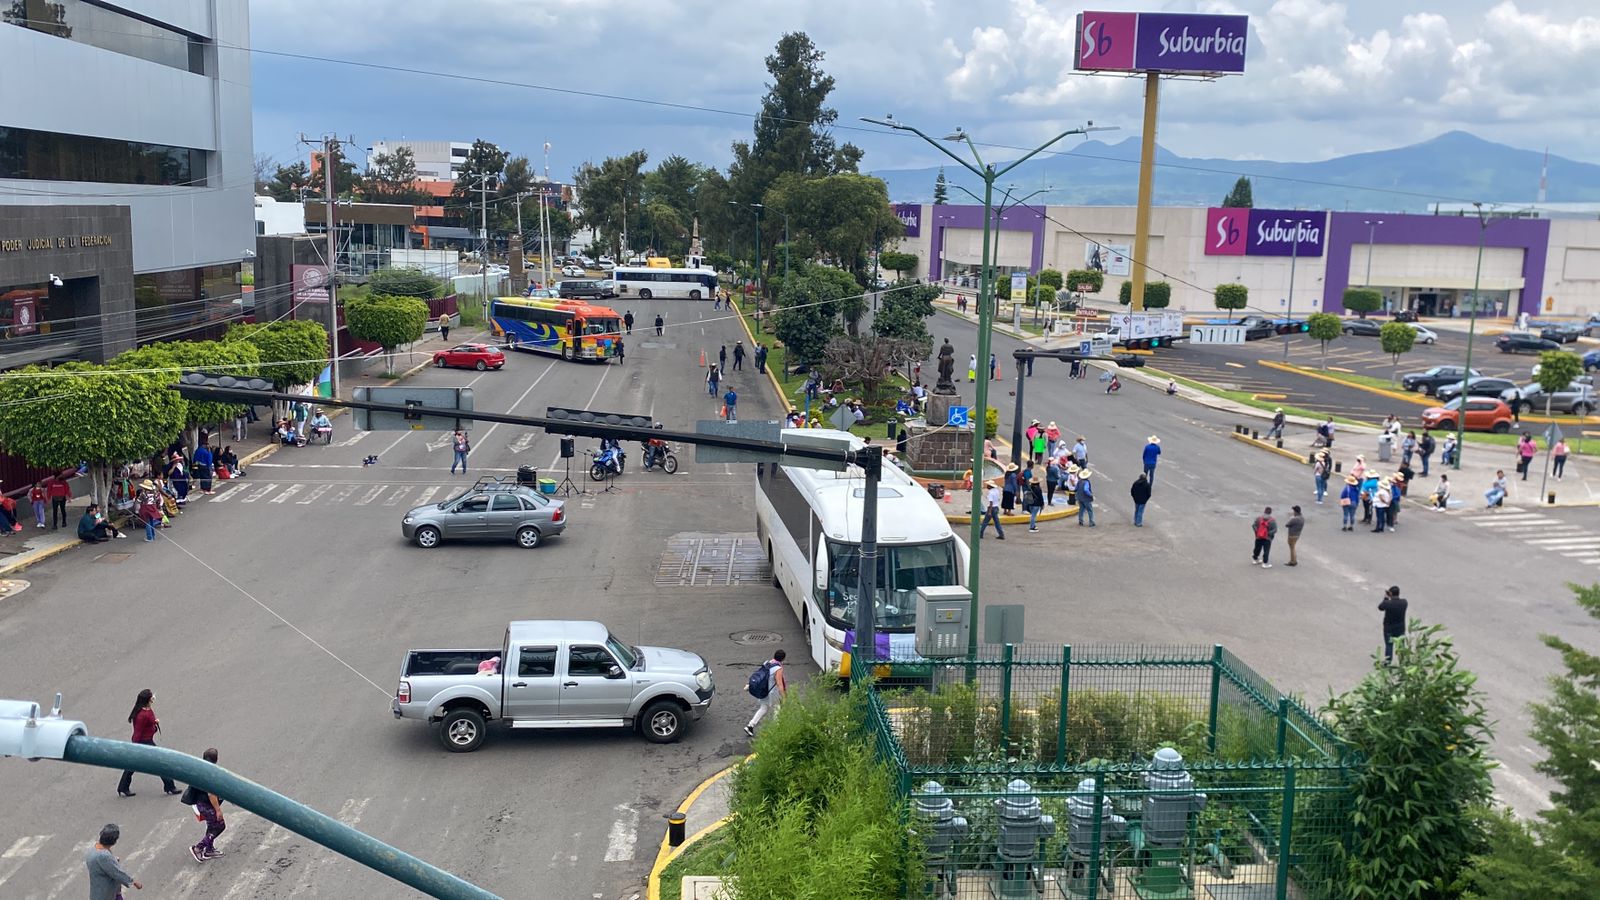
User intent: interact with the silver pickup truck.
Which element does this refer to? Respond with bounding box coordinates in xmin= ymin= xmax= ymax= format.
xmin=392 ymin=620 xmax=714 ymax=752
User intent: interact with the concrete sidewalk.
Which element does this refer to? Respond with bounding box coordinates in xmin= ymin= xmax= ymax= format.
xmin=646 ymin=759 xmax=738 ymax=900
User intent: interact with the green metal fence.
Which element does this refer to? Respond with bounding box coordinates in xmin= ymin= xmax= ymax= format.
xmin=868 ymin=644 xmax=1358 ymax=900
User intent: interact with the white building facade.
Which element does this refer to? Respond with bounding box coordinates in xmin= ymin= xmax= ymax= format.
xmin=367 ymin=140 xmax=472 ymax=181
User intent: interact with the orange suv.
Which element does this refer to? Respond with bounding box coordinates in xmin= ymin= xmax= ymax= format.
xmin=1421 ymin=397 xmax=1513 ymax=433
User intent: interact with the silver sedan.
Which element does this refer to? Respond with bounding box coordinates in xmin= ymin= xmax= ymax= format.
xmin=402 ymin=485 xmax=567 ymax=549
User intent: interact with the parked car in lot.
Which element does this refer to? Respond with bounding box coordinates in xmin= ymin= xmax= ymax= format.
xmin=1503 ymin=381 xmax=1597 ymax=416
xmin=597 ymin=279 xmax=617 ymax=299
xmin=1341 ymin=318 xmax=1383 ymax=337
xmin=1435 ymin=376 xmax=1519 ymax=404
xmin=402 ymin=478 xmax=566 ymax=549
xmin=1401 ymin=365 xmax=1481 ymax=396
xmin=561 ymin=264 xmax=585 ymax=277
xmin=1405 ymin=323 xmax=1439 ymax=344
xmin=558 ymin=279 xmax=607 ymax=300
xmin=1585 ymin=349 xmax=1600 ymax=372
xmin=1234 ymin=316 xmax=1276 ymax=341
xmin=432 ymin=342 xmax=505 ymax=371
xmin=1422 ymin=397 xmax=1514 ymax=433
xmin=392 ymin=619 xmax=714 ymax=751
xmin=1497 ymin=333 xmax=1561 ymax=354
xmin=1540 ymin=323 xmax=1585 ymax=343
xmin=1393 ymin=309 xmax=1419 ymax=323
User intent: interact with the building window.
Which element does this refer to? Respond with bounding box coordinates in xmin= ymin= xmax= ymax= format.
xmin=3 ymin=0 xmax=210 ymax=74
xmin=133 ymin=263 xmax=242 ymax=343
xmin=0 ymin=126 xmax=207 ymax=186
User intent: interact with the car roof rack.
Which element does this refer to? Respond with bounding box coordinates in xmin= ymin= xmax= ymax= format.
xmin=469 ymin=475 xmax=532 ymax=493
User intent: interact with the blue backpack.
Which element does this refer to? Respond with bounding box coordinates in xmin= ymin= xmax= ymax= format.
xmin=746 ymin=662 xmax=776 ymax=699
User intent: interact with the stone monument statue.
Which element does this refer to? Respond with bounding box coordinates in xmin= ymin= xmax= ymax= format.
xmin=935 ymin=338 xmax=958 ymax=395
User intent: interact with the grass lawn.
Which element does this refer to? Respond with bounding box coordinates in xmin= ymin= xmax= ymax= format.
xmin=657 ymin=828 xmax=735 ymax=900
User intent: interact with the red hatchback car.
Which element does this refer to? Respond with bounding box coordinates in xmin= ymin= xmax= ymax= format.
xmin=433 ymin=343 xmax=505 ymax=371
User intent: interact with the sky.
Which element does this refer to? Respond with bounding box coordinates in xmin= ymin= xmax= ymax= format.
xmin=247 ymin=0 xmax=1600 ymax=188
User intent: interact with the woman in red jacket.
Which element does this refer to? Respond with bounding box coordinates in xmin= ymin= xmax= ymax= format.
xmin=117 ymin=689 xmax=180 ymax=797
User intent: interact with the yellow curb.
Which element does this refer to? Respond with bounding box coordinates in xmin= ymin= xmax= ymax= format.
xmin=731 ymin=305 xmax=792 ymax=413
xmin=1252 ymin=393 xmax=1288 ymax=401
xmin=646 ymin=757 xmax=746 ymax=900
xmin=1231 ymin=431 xmax=1313 ymax=464
xmin=0 ymin=537 xmax=83 ymax=579
xmin=1257 ymin=359 xmax=1600 ymax=425
xmin=946 ymin=503 xmax=1078 ymax=526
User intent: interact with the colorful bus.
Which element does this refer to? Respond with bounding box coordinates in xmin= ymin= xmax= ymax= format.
xmin=488 ymin=296 xmax=623 ymax=361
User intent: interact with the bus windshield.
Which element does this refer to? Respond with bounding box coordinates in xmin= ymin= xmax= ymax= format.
xmin=823 ymin=540 xmax=956 ymax=631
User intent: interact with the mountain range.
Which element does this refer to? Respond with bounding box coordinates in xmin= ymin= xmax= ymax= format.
xmin=868 ymin=131 xmax=1600 ymax=213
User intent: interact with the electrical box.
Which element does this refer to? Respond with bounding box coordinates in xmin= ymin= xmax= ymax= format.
xmin=916 ymin=586 xmax=972 ymax=658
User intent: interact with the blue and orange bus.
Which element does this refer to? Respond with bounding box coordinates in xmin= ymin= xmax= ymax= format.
xmin=488 ymin=296 xmax=623 ymax=361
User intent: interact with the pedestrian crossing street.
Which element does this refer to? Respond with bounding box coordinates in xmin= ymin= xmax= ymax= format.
xmin=1469 ymin=510 xmax=1600 ymax=566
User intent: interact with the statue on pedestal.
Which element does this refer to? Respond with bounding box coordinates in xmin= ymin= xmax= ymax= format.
xmin=935 ymin=338 xmax=958 ymax=395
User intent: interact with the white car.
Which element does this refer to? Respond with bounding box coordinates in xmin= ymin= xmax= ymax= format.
xmin=561 ymin=264 xmax=585 ymax=277
xmin=1406 ymin=323 xmax=1439 ymax=344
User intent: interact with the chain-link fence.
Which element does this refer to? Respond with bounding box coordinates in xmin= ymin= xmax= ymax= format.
xmin=870 ymin=644 xmax=1358 ymax=900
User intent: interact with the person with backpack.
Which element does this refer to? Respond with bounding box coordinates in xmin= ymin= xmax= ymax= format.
xmin=1251 ymin=507 xmax=1278 ymax=568
xmin=181 ymin=748 xmax=226 ymax=862
xmin=744 ymin=649 xmax=787 ymax=737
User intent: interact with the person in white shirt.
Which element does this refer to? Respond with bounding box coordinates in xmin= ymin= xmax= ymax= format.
xmin=979 ymin=481 xmax=1005 ymax=539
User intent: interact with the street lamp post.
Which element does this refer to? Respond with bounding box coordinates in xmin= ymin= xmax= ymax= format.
xmin=1455 ymin=203 xmax=1489 ymax=469
xmin=1363 ymin=219 xmax=1384 ymax=303
xmin=860 ymin=116 xmax=1114 ymax=666
xmin=750 ymin=203 xmax=764 ymax=306
xmin=1283 ymin=229 xmax=1299 ymax=361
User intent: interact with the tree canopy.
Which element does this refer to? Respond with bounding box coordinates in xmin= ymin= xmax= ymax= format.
xmin=113 ymin=339 xmax=261 ymax=431
xmin=367 ymin=266 xmax=445 ymax=299
xmin=364 ymin=146 xmax=425 ymax=205
xmin=573 ymin=150 xmax=649 ymax=259
xmin=773 ymin=266 xmax=849 ymax=365
xmin=1379 ymin=321 xmax=1417 ymax=384
xmin=225 ymin=320 xmax=328 ymax=390
xmin=933 ymin=169 xmax=949 ymax=205
xmin=1120 ymin=280 xmax=1172 ymax=308
xmin=347 ymin=295 xmax=429 ymax=374
xmin=765 ymin=172 xmax=901 ymax=286
xmin=1221 ymin=176 xmax=1254 ymax=208
xmin=879 ymin=251 xmax=918 ymax=276
xmin=1306 ymin=312 xmax=1342 ymax=368
xmin=1343 ymin=288 xmax=1383 ymax=317
xmin=449 ymin=139 xmax=509 ymax=208
xmin=1213 ymin=283 xmax=1249 ymax=311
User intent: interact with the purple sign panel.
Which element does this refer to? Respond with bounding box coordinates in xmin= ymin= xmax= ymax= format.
xmin=1204 ymin=209 xmax=1326 ymax=257
xmin=1075 ymin=12 xmax=1248 ymax=75
xmin=894 ymin=203 xmax=921 ymax=238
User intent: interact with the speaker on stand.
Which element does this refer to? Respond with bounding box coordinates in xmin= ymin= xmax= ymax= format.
xmin=556 ymin=437 xmax=582 ymax=496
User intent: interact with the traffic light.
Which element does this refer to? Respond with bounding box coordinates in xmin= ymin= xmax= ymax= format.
xmin=175 ymin=371 xmax=275 ymax=399
xmin=1149 ymin=337 xmax=1164 ymax=348
xmin=1112 ymin=354 xmax=1146 ymax=368
xmin=1299 ymin=322 xmax=1310 ymax=333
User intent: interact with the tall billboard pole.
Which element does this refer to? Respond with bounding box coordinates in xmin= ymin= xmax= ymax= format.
xmin=1076 ymin=12 xmax=1249 ymax=311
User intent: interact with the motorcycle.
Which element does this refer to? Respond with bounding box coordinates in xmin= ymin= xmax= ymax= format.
xmin=590 ymin=443 xmax=627 ymax=481
xmin=641 ymin=438 xmax=679 ymax=474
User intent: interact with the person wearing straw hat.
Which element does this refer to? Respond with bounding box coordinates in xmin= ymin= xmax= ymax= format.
xmin=1024 ymin=473 xmax=1045 ymax=532
xmin=1371 ymin=478 xmax=1394 ymax=533
xmin=136 ymin=480 xmax=161 ymax=542
xmin=1045 ymin=421 xmax=1061 ymax=458
xmin=1338 ymin=474 xmax=1361 ymax=531
xmin=979 ymin=480 xmax=1005 ymax=540
xmin=1029 ymin=423 xmax=1046 ymax=464
xmin=1284 ymin=506 xmax=1305 ymax=566
xmin=1074 ymin=469 xmax=1096 ymax=526
xmin=1002 ymin=463 xmax=1020 ymax=515
xmin=1142 ymin=435 xmax=1162 ymax=485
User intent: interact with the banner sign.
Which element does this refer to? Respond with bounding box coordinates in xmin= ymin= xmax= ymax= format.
xmin=1076 ymin=11 xmax=1249 ymax=75
xmin=1204 ymin=209 xmax=1327 ymax=258
xmin=894 ymin=203 xmax=921 ymax=238
xmin=1084 ymin=240 xmax=1131 ymax=276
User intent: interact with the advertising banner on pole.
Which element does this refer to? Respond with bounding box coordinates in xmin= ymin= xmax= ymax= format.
xmin=1084 ymin=240 xmax=1132 ymax=276
xmin=1075 ymin=11 xmax=1249 ymax=75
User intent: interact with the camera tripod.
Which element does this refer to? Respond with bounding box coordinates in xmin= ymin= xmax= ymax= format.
xmin=556 ymin=454 xmax=584 ymax=497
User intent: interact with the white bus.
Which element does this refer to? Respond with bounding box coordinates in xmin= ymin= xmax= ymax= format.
xmin=611 ymin=266 xmax=718 ymax=300
xmin=754 ymin=430 xmax=970 ymax=677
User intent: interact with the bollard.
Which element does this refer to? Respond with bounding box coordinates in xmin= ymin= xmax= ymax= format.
xmin=1252 ymin=430 xmax=1259 ymax=440
xmin=1548 ymin=492 xmax=1556 ymax=505
xmin=667 ymin=812 xmax=686 ymax=847
xmin=1334 ymin=461 xmax=1342 ymax=473
xmin=1275 ymin=438 xmax=1283 ymax=449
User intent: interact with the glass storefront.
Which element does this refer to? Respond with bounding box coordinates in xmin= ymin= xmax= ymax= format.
xmin=133 ymin=263 xmax=243 ymax=343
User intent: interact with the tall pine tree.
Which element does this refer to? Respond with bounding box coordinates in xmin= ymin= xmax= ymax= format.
xmin=933 ymin=168 xmax=949 ymax=205
xmin=1221 ymin=176 xmax=1253 ymax=208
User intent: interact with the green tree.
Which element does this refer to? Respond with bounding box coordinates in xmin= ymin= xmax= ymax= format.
xmin=1380 ymin=320 xmax=1417 ymax=385
xmin=1326 ymin=623 xmax=1495 ymax=900
xmin=1221 ymin=176 xmax=1254 ymax=208
xmin=1533 ymin=351 xmax=1584 ymax=419
xmin=1306 ymin=312 xmax=1343 ymax=369
xmin=362 ymin=147 xmax=424 ymax=204
xmin=0 ymin=362 xmax=184 ymax=508
xmin=1466 ymin=583 xmax=1600 ymax=900
xmin=824 ymin=335 xmax=922 ymax=407
xmin=309 ymin=144 xmax=362 ymax=200
xmin=367 ymin=266 xmax=444 ymax=299
xmin=449 ymin=139 xmax=509 ymax=215
xmin=879 ymin=251 xmax=917 ymax=277
xmin=872 ymin=290 xmax=935 ymax=356
xmin=765 ymin=172 xmax=901 ymax=290
xmin=773 ymin=267 xmax=845 ymax=365
xmin=113 ymin=340 xmax=262 ymax=444
xmin=572 ymin=150 xmax=649 ymax=260
xmin=347 ymin=294 xmax=430 ymax=375
xmin=489 ymin=156 xmax=537 ymax=236
xmin=1037 ymin=268 xmax=1064 ymax=291
xmin=266 ymin=161 xmax=310 ymax=202
xmin=1065 ymin=269 xmax=1103 ymax=294
xmin=933 ymin=168 xmax=949 ymax=204
xmin=642 ymin=154 xmax=705 ymax=256
xmin=1343 ymin=287 xmax=1383 ymax=318
xmin=1213 ymin=282 xmax=1249 ymax=311
xmin=1118 ymin=280 xmax=1172 ymax=307
xmin=225 ymin=320 xmax=328 ymax=390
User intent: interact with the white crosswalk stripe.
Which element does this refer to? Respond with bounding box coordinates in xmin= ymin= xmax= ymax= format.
xmin=239 ymin=483 xmax=279 ymax=503
xmin=183 ymin=481 xmax=497 ymax=510
xmin=331 ymin=430 xmax=368 ymax=447
xmin=353 ymin=485 xmax=388 ymax=506
xmin=1468 ymin=511 xmax=1600 ymax=561
xmin=382 ymin=486 xmax=415 ymax=506
xmin=269 ymin=483 xmax=303 ymax=503
xmin=296 ymin=483 xmax=334 ymax=504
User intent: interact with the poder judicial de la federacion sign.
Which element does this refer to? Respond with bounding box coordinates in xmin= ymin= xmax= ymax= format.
xmin=1074 ymin=11 xmax=1249 ymax=75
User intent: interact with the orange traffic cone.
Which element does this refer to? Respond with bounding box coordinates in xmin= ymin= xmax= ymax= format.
xmin=942 ymin=488 xmax=952 ymax=504
xmin=996 ymin=364 xmax=1004 ymax=380
xmin=699 ymin=348 xmax=706 ymax=367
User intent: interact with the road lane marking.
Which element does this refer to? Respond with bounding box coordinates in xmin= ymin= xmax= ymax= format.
xmin=240 ymin=483 xmax=279 ymax=502
xmin=507 ymin=432 xmax=539 ymax=454
xmin=603 ymin=803 xmax=640 ymax=862
xmin=479 ymin=359 xmax=560 ymax=446
xmin=415 ymin=485 xmax=441 ymax=505
xmin=383 ymin=486 xmax=415 ymax=506
xmin=269 ymin=483 xmax=303 ymax=503
xmin=354 ymin=485 xmax=388 ymax=505
xmin=379 ymin=432 xmax=412 ymax=456
xmin=331 ymin=484 xmax=360 ymax=504
xmin=0 ymin=835 xmax=51 ymax=888
xmin=1223 ymin=362 xmax=1247 ymax=369
xmin=209 ymin=485 xmax=244 ymax=502
xmin=331 ymin=430 xmax=368 ymax=447
xmin=122 ymin=818 xmax=183 ymax=867
xmin=297 ymin=483 xmax=334 ymax=504
xmin=37 ymin=840 xmax=91 ymax=900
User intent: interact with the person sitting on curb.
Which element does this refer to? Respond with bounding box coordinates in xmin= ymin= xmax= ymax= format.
xmin=78 ymin=503 xmax=125 ymax=543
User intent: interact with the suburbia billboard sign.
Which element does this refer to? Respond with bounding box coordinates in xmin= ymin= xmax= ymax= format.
xmin=1075 ymin=12 xmax=1249 ymax=75
xmin=1205 ymin=208 xmax=1328 ymax=257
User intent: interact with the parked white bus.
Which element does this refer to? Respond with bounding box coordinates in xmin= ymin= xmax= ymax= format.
xmin=754 ymin=430 xmax=970 ymax=677
xmin=611 ymin=266 xmax=718 ymax=300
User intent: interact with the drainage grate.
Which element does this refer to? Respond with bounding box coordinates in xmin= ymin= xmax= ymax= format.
xmin=96 ymin=553 xmax=134 ymax=564
xmin=656 ymin=532 xmax=771 ymax=587
xmin=731 ymin=630 xmax=783 ymax=646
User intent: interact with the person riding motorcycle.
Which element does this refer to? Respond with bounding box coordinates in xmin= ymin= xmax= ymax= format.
xmin=598 ymin=437 xmax=625 ymax=475
xmin=642 ymin=425 xmax=670 ymax=469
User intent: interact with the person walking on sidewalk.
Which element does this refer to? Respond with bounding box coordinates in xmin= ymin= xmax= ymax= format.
xmin=1339 ymin=474 xmax=1360 ymax=531
xmin=1142 ymin=436 xmax=1161 ymax=484
xmin=183 ymin=748 xmax=226 ymax=862
xmin=1075 ymin=469 xmax=1096 ymax=527
xmin=48 ymin=474 xmax=71 ymax=528
xmin=979 ymin=481 xmax=1005 ymax=540
xmin=723 ymin=387 xmax=738 ymax=422
xmin=1024 ymin=474 xmax=1045 ymax=532
xmin=29 ymin=481 xmax=46 ymax=528
xmin=1266 ymin=408 xmax=1286 ymax=440
xmin=1552 ymin=438 xmax=1569 ymax=479
xmin=1285 ymin=506 xmax=1305 ymax=566
xmin=1516 ymin=433 xmax=1537 ymax=480
xmin=450 ymin=430 xmax=471 ymax=475
xmin=1379 ymin=586 xmax=1408 ymax=663
xmin=438 ymin=312 xmax=451 ymax=343
xmin=744 ymin=649 xmax=787 ymax=737
xmin=137 ymin=482 xmax=161 ymax=542
xmin=989 ymin=352 xmax=998 ymax=381
xmin=614 ymin=337 xmax=624 ymax=365
xmin=86 ymin=824 xmax=143 ymax=898
xmin=1130 ymin=473 xmax=1151 ymax=527
xmin=117 ymin=689 xmax=179 ymax=798
xmin=1251 ymin=507 xmax=1277 ymax=568
xmin=755 ymin=344 xmax=768 ymax=374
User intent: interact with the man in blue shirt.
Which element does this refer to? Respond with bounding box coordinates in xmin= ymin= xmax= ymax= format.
xmin=1142 ymin=436 xmax=1162 ymax=485
xmin=1075 ymin=470 xmax=1096 ymax=527
xmin=723 ymin=387 xmax=738 ymax=422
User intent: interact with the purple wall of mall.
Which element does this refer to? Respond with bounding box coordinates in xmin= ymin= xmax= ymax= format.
xmin=1322 ymin=212 xmax=1550 ymax=315
xmin=925 ymin=204 xmax=1047 ymax=281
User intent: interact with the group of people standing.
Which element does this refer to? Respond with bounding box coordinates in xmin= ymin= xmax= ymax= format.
xmin=977 ymin=424 xmax=1165 ymax=536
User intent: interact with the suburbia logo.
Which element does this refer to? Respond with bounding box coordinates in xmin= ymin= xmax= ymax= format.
xmin=897 ymin=209 xmax=918 ymax=230
xmin=1256 ymin=219 xmax=1320 ymax=245
xmin=1082 ymin=20 xmax=1110 ymax=57
xmin=1214 ymin=217 xmax=1240 ymax=249
xmin=1157 ymin=26 xmax=1246 ymax=57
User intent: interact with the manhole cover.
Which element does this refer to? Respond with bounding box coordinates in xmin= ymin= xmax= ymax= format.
xmin=96 ymin=553 xmax=134 ymax=564
xmin=731 ymin=631 xmax=782 ymax=646
xmin=656 ymin=532 xmax=772 ymax=587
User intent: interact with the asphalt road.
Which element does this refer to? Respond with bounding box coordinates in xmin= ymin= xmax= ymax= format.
xmin=933 ymin=308 xmax=1596 ymax=815
xmin=0 ymin=298 xmax=799 ymax=900
xmin=1154 ymin=327 xmax=1589 ymax=426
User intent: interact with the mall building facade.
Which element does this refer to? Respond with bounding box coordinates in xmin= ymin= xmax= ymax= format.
xmin=0 ymin=0 xmax=254 ymax=370
xmin=891 ymin=203 xmax=1600 ymax=319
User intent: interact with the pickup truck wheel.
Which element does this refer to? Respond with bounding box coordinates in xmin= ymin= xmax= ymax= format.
xmin=414 ymin=526 xmax=441 ymax=549
xmin=640 ymin=700 xmax=684 ymax=744
xmin=516 ymin=525 xmax=541 ymax=548
xmin=439 ymin=708 xmax=486 ymax=752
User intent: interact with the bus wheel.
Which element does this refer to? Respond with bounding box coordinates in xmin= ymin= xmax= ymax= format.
xmin=639 ymin=289 xmax=653 ymax=300
xmin=689 ymin=290 xmax=701 ymax=301
xmin=560 ymin=343 xmax=570 ymax=361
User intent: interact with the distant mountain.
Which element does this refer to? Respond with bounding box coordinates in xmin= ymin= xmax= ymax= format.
xmin=869 ymin=131 xmax=1600 ymax=212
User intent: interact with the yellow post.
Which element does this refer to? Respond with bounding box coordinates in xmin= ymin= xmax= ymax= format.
xmin=1129 ymin=72 xmax=1161 ymax=312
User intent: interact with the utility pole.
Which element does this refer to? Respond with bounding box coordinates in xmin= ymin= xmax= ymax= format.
xmin=478 ymin=174 xmax=491 ymax=312
xmin=543 ymin=141 xmax=553 ymax=288
xmin=299 ymin=132 xmax=353 ymax=398
xmin=1283 ymin=222 xmax=1299 ymax=361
